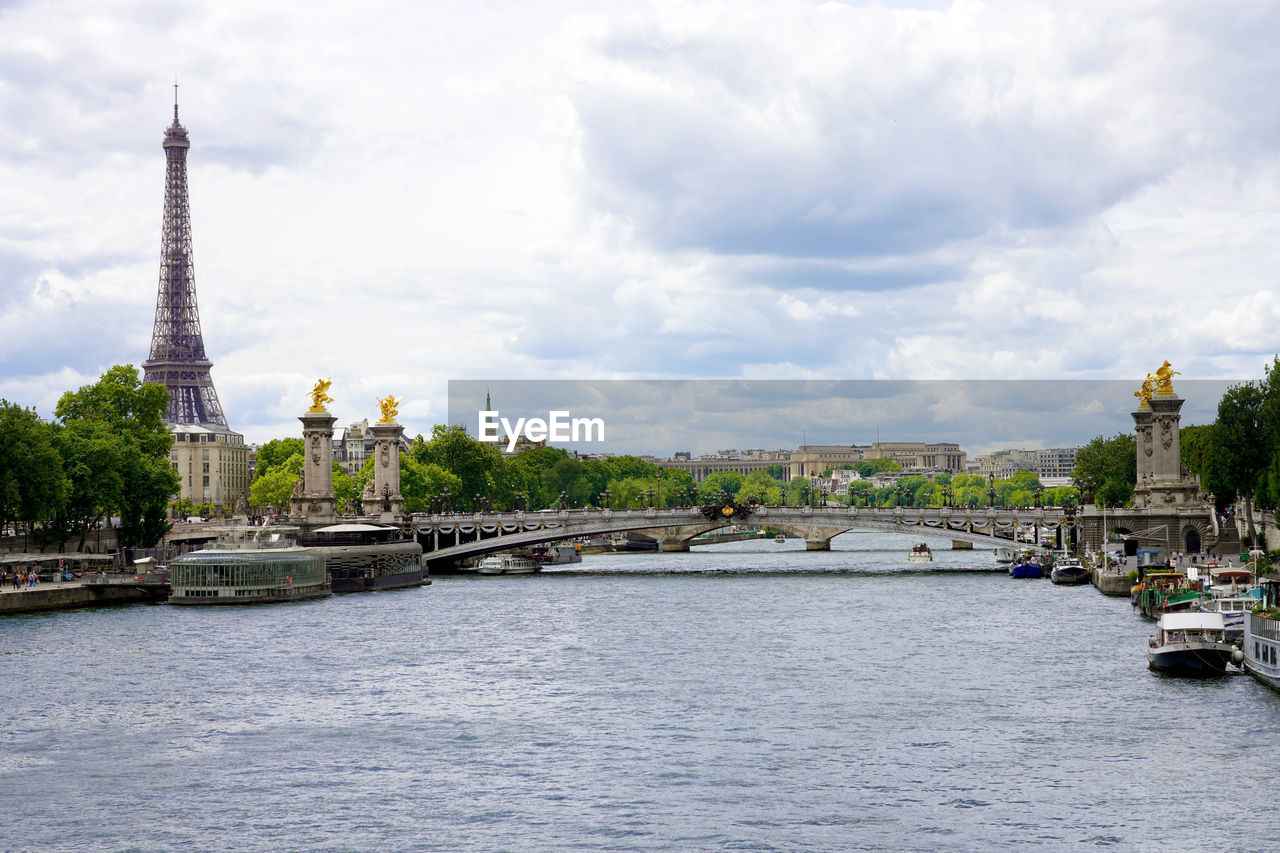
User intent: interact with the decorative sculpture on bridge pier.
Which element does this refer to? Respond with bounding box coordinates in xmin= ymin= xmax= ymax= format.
xmin=291 ymin=379 xmax=338 ymax=522
xmin=362 ymin=393 xmax=405 ymax=517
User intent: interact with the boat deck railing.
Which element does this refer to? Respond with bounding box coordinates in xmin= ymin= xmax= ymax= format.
xmin=1249 ymin=613 xmax=1280 ymax=642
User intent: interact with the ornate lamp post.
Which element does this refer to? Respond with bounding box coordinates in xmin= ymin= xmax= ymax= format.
xmin=1033 ymin=486 xmax=1044 ymax=509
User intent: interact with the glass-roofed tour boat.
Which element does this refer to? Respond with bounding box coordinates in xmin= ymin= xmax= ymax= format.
xmin=168 ymin=526 xmax=331 ymax=605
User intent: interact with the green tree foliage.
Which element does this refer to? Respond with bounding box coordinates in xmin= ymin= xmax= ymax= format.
xmin=700 ymin=471 xmax=745 ymax=499
xmin=253 ymin=438 xmax=304 ymax=481
xmin=854 ymin=458 xmax=903 ymax=477
xmin=738 ymin=470 xmax=782 ymax=504
xmin=249 ymin=452 xmax=303 ymax=511
xmin=1073 ymin=433 xmax=1137 ymax=507
xmin=387 ymin=456 xmax=462 ymax=513
xmin=54 ymin=366 xmax=179 ymax=548
xmin=52 ymin=419 xmax=124 ymax=549
xmin=410 ymin=425 xmax=508 ymax=511
xmin=1208 ymin=381 xmax=1267 ymax=541
xmin=0 ymin=401 xmax=68 ymax=538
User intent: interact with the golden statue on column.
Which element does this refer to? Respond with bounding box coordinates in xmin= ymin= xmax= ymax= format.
xmin=308 ymin=378 xmax=334 ymax=412
xmin=1153 ymin=360 xmax=1180 ymax=395
xmin=376 ymin=395 xmax=403 ymax=423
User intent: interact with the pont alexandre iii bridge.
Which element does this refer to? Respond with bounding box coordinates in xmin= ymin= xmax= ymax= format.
xmin=409 ymin=505 xmax=1076 ymax=568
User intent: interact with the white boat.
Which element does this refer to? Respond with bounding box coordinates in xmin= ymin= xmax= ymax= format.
xmin=1243 ymin=610 xmax=1280 ymax=691
xmin=476 ymin=554 xmax=540 ymax=575
xmin=907 ymin=543 xmax=933 ymax=563
xmin=774 ymin=534 xmax=786 ymax=544
xmin=1146 ymin=611 xmax=1235 ymax=676
xmin=1200 ymin=595 xmax=1257 ymax=644
xmin=995 ymin=546 xmax=1017 ymax=564
xmin=1206 ymin=567 xmax=1253 ymax=599
xmin=1241 ymin=575 xmax=1280 ymax=692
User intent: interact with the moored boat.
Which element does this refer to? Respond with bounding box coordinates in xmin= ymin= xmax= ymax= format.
xmin=907 ymin=543 xmax=933 ymax=563
xmin=1200 ymin=595 xmax=1258 ymax=645
xmin=527 ymin=542 xmax=582 ymax=566
xmin=1050 ymin=556 xmax=1090 ymax=585
xmin=476 ymin=554 xmax=540 ymax=575
xmin=1009 ymin=551 xmax=1044 ymax=579
xmin=1133 ymin=571 xmax=1204 ymax=619
xmin=1241 ymin=574 xmax=1280 ymax=692
xmin=995 ymin=546 xmax=1017 ymax=564
xmin=1146 ymin=611 xmax=1235 ymax=676
xmin=299 ymin=523 xmax=425 ymax=592
xmin=169 ymin=526 xmax=331 ymax=605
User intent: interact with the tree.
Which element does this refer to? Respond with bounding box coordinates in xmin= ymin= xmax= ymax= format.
xmin=394 ymin=456 xmax=462 ymax=513
xmin=54 ymin=366 xmax=179 ymax=548
xmin=0 ymin=401 xmax=67 ymax=540
xmin=52 ymin=419 xmax=124 ymax=549
xmin=253 ymin=438 xmax=304 ymax=481
xmin=738 ymin=470 xmax=783 ymax=504
xmin=411 ymin=425 xmax=508 ymax=511
xmin=1210 ymin=381 xmax=1267 ymax=542
xmin=701 ymin=471 xmax=745 ymax=498
xmin=250 ymin=452 xmax=303 ymax=511
xmin=1073 ymin=433 xmax=1136 ymax=507
xmin=855 ymin=458 xmax=902 ymax=477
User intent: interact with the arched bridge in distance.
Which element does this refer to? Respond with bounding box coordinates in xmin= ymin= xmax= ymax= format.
xmin=411 ymin=506 xmax=1074 ymax=568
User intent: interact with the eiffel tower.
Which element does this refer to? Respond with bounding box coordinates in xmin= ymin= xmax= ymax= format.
xmin=141 ymin=89 xmax=228 ymax=426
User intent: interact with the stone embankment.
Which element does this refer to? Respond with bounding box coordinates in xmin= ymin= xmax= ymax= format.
xmin=1089 ymin=563 xmax=1132 ymax=597
xmin=0 ymin=581 xmax=154 ymax=614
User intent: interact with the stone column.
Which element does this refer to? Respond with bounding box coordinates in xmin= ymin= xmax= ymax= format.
xmin=1147 ymin=392 xmax=1184 ymax=485
xmin=362 ymin=420 xmax=404 ymax=517
xmin=1131 ymin=404 xmax=1153 ymax=508
xmin=291 ymin=409 xmax=338 ymax=521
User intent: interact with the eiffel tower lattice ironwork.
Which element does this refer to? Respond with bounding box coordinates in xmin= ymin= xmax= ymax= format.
xmin=141 ymin=92 xmax=228 ymax=426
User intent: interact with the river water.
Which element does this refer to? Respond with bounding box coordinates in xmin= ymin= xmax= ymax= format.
xmin=3 ymin=531 xmax=1279 ymax=852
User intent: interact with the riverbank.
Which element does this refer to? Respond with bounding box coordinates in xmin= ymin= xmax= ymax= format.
xmin=0 ymin=580 xmax=156 ymax=614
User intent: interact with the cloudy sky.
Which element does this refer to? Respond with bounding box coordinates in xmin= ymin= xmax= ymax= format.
xmin=2 ymin=0 xmax=1276 ymax=449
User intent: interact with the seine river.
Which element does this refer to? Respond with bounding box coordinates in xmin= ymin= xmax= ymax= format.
xmin=4 ymin=531 xmax=1280 ymax=852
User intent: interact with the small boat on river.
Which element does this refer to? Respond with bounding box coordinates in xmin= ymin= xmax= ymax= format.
xmin=1009 ymin=552 xmax=1044 ymax=579
xmin=907 ymin=543 xmax=933 ymax=563
xmin=1200 ymin=595 xmax=1258 ymax=645
xmin=1241 ymin=574 xmax=1280 ymax=692
xmin=1050 ymin=556 xmax=1090 ymax=585
xmin=1133 ymin=571 xmax=1204 ymax=619
xmin=1146 ymin=611 xmax=1235 ymax=676
xmin=476 ymin=554 xmax=540 ymax=575
xmin=995 ymin=546 xmax=1017 ymax=564
xmin=528 ymin=542 xmax=582 ymax=566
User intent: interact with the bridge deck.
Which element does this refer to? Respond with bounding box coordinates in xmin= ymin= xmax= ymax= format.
xmin=414 ymin=506 xmax=1071 ymax=564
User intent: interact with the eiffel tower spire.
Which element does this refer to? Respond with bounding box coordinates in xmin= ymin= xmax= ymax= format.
xmin=142 ymin=90 xmax=228 ymax=426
